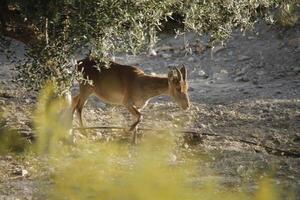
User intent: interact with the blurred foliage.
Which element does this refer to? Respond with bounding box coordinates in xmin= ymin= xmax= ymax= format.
xmin=0 ymin=0 xmax=298 ymax=93
xmin=0 ymin=112 xmax=29 ymax=154
xmin=275 ymin=3 xmax=299 ymax=27
xmin=0 ymin=128 xmax=29 ymax=154
xmin=33 ymin=82 xmax=72 ymax=154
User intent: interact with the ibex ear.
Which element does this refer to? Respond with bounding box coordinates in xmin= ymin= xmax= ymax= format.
xmin=180 ymin=65 xmax=187 ymax=80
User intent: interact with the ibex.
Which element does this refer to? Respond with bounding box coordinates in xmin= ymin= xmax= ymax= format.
xmin=71 ymin=57 xmax=190 ymax=144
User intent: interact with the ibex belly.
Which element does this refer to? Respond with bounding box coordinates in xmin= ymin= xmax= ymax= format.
xmin=92 ymin=74 xmax=125 ymax=105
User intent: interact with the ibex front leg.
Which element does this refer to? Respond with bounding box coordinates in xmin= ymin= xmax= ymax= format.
xmin=126 ymin=105 xmax=142 ymax=144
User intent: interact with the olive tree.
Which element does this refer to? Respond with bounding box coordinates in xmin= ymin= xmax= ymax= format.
xmin=0 ymin=0 xmax=298 ymax=94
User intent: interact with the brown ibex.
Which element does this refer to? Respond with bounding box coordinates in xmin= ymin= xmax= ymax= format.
xmin=71 ymin=57 xmax=190 ymax=144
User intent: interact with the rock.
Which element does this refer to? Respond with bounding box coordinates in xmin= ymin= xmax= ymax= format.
xmin=286 ymin=71 xmax=295 ymax=76
xmin=216 ymin=110 xmax=223 ymax=116
xmin=237 ymin=55 xmax=251 ymax=61
xmin=257 ymin=62 xmax=265 ymax=68
xmin=148 ymin=49 xmax=157 ymax=56
xmin=5 ymin=155 xmax=13 ymax=160
xmin=22 ymin=169 xmax=29 ymax=177
xmin=275 ymin=73 xmax=285 ymax=79
xmin=13 ymin=168 xmax=29 ymax=177
xmin=234 ymin=76 xmax=249 ymax=82
xmin=168 ymin=153 xmax=177 ymax=163
xmin=293 ymin=133 xmax=300 ymax=143
xmin=292 ymin=66 xmax=300 ymax=73
xmin=256 ymin=70 xmax=264 ymax=76
xmin=158 ymin=45 xmax=173 ymax=51
xmin=184 ymin=143 xmax=189 ymax=149
xmin=236 ymin=66 xmax=249 ymax=76
xmin=187 ymin=57 xmax=195 ymax=62
xmin=211 ymin=45 xmax=226 ymax=55
xmin=161 ymin=53 xmax=172 ymax=58
xmin=287 ymin=38 xmax=300 ymax=47
xmin=237 ymin=165 xmax=244 ymax=174
xmin=220 ymin=69 xmax=228 ymax=74
xmin=198 ymin=70 xmax=209 ymax=79
xmin=200 ymin=124 xmax=207 ymax=129
xmin=188 ymin=87 xmax=195 ymax=92
xmin=252 ymin=79 xmax=259 ymax=85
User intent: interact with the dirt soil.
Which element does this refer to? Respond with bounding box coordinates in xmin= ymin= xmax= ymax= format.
xmin=0 ymin=21 xmax=300 ymax=199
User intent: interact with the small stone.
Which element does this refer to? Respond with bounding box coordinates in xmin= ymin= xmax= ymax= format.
xmin=161 ymin=53 xmax=172 ymax=58
xmin=198 ymin=70 xmax=209 ymax=79
xmin=13 ymin=168 xmax=29 ymax=177
xmin=252 ymin=79 xmax=259 ymax=85
xmin=211 ymin=45 xmax=226 ymax=55
xmin=237 ymin=165 xmax=244 ymax=174
xmin=287 ymin=38 xmax=300 ymax=47
xmin=200 ymin=124 xmax=207 ymax=129
xmin=236 ymin=67 xmax=249 ymax=76
xmin=292 ymin=66 xmax=300 ymax=73
xmin=5 ymin=155 xmax=13 ymax=160
xmin=148 ymin=49 xmax=157 ymax=56
xmin=169 ymin=153 xmax=177 ymax=163
xmin=187 ymin=57 xmax=195 ymax=62
xmin=275 ymin=73 xmax=285 ymax=78
xmin=238 ymin=55 xmax=251 ymax=61
xmin=234 ymin=76 xmax=249 ymax=82
xmin=220 ymin=69 xmax=228 ymax=74
xmin=216 ymin=110 xmax=223 ymax=115
xmin=22 ymin=169 xmax=29 ymax=177
xmin=286 ymin=71 xmax=295 ymax=76
xmin=184 ymin=143 xmax=189 ymax=149
xmin=256 ymin=70 xmax=265 ymax=76
xmin=188 ymin=87 xmax=195 ymax=92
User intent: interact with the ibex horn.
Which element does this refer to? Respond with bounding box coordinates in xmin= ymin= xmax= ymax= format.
xmin=175 ymin=67 xmax=183 ymax=80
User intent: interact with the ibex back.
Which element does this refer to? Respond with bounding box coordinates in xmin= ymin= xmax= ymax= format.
xmin=71 ymin=57 xmax=190 ymax=144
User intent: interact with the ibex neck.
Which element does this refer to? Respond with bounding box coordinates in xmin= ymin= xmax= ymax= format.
xmin=141 ymin=75 xmax=169 ymax=99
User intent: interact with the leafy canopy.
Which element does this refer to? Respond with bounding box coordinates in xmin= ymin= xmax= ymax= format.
xmin=0 ymin=0 xmax=296 ymax=93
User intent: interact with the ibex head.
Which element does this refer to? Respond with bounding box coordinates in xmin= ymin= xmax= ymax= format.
xmin=168 ymin=65 xmax=190 ymax=110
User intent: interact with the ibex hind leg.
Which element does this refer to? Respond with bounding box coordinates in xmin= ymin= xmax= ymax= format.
xmin=126 ymin=105 xmax=143 ymax=144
